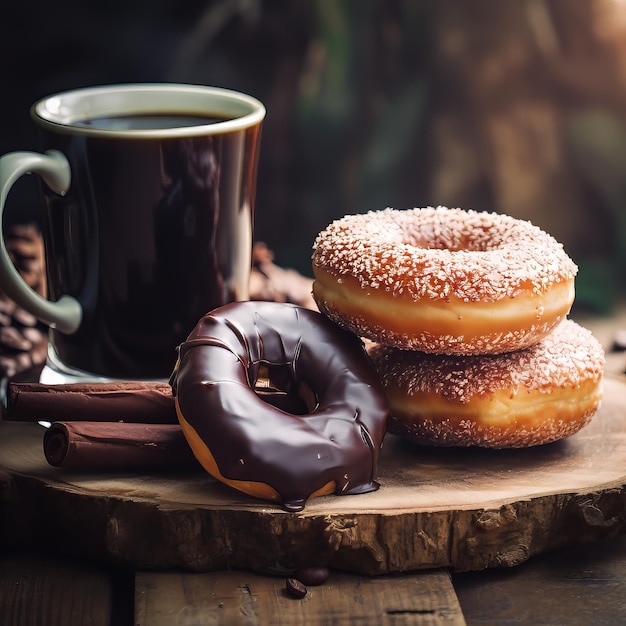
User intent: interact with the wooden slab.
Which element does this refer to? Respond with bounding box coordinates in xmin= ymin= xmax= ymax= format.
xmin=135 ymin=569 xmax=466 ymax=626
xmin=0 ymin=376 xmax=625 ymax=575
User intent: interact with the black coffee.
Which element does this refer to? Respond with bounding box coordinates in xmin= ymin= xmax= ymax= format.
xmin=74 ymin=112 xmax=232 ymax=131
xmin=38 ymin=121 xmax=262 ymax=379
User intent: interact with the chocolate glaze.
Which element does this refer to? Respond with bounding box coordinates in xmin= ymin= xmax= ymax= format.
xmin=170 ymin=301 xmax=388 ymax=511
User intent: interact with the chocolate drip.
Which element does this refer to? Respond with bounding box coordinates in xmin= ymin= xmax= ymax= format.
xmin=170 ymin=301 xmax=388 ymax=511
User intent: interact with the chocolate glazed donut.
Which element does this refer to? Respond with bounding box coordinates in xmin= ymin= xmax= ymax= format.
xmin=170 ymin=301 xmax=388 ymax=512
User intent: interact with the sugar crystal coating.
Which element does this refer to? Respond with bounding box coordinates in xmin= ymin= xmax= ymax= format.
xmin=369 ymin=319 xmax=604 ymax=403
xmin=385 ymin=411 xmax=599 ymax=448
xmin=368 ymin=319 xmax=605 ymax=447
xmin=312 ymin=207 xmax=578 ymax=302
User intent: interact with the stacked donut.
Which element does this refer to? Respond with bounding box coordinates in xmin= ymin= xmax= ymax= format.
xmin=312 ymin=206 xmax=605 ymax=447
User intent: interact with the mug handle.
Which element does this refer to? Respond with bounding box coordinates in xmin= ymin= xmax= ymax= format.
xmin=0 ymin=149 xmax=82 ymax=334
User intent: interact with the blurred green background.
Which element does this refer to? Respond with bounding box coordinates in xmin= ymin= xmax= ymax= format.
xmin=2 ymin=0 xmax=626 ymax=313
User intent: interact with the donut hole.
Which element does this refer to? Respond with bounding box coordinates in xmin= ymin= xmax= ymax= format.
xmin=402 ymin=229 xmax=493 ymax=253
xmin=254 ymin=363 xmax=318 ymax=415
xmin=399 ymin=214 xmax=502 ymax=253
xmin=402 ymin=229 xmax=465 ymax=252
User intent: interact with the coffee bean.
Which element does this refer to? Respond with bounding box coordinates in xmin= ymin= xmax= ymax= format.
xmin=295 ymin=567 xmax=330 ymax=586
xmin=285 ymin=577 xmax=307 ymax=599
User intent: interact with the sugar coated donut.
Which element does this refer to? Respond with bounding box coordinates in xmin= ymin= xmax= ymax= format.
xmin=170 ymin=301 xmax=388 ymax=512
xmin=312 ymin=207 xmax=578 ymax=355
xmin=368 ymin=319 xmax=604 ymax=448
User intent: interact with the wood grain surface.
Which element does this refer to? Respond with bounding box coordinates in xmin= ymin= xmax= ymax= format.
xmin=135 ymin=569 xmax=466 ymax=626
xmin=454 ymin=533 xmax=626 ymax=625
xmin=0 ymin=376 xmax=625 ymax=575
xmin=0 ymin=553 xmax=121 ymax=626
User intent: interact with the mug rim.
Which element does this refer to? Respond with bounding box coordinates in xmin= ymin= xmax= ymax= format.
xmin=31 ymin=83 xmax=266 ymax=138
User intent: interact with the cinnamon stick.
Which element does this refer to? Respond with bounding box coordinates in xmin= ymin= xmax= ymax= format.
xmin=6 ymin=381 xmax=177 ymax=424
xmin=43 ymin=421 xmax=197 ymax=471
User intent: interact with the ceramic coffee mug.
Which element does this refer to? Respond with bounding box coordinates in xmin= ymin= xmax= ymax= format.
xmin=0 ymin=84 xmax=265 ymax=380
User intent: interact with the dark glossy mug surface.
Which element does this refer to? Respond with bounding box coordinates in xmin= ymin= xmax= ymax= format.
xmin=32 ymin=85 xmax=264 ymax=379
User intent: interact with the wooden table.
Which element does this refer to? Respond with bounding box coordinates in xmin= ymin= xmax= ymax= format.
xmin=1 ymin=309 xmax=625 ymax=625
xmin=1 ymin=534 xmax=625 ymax=625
